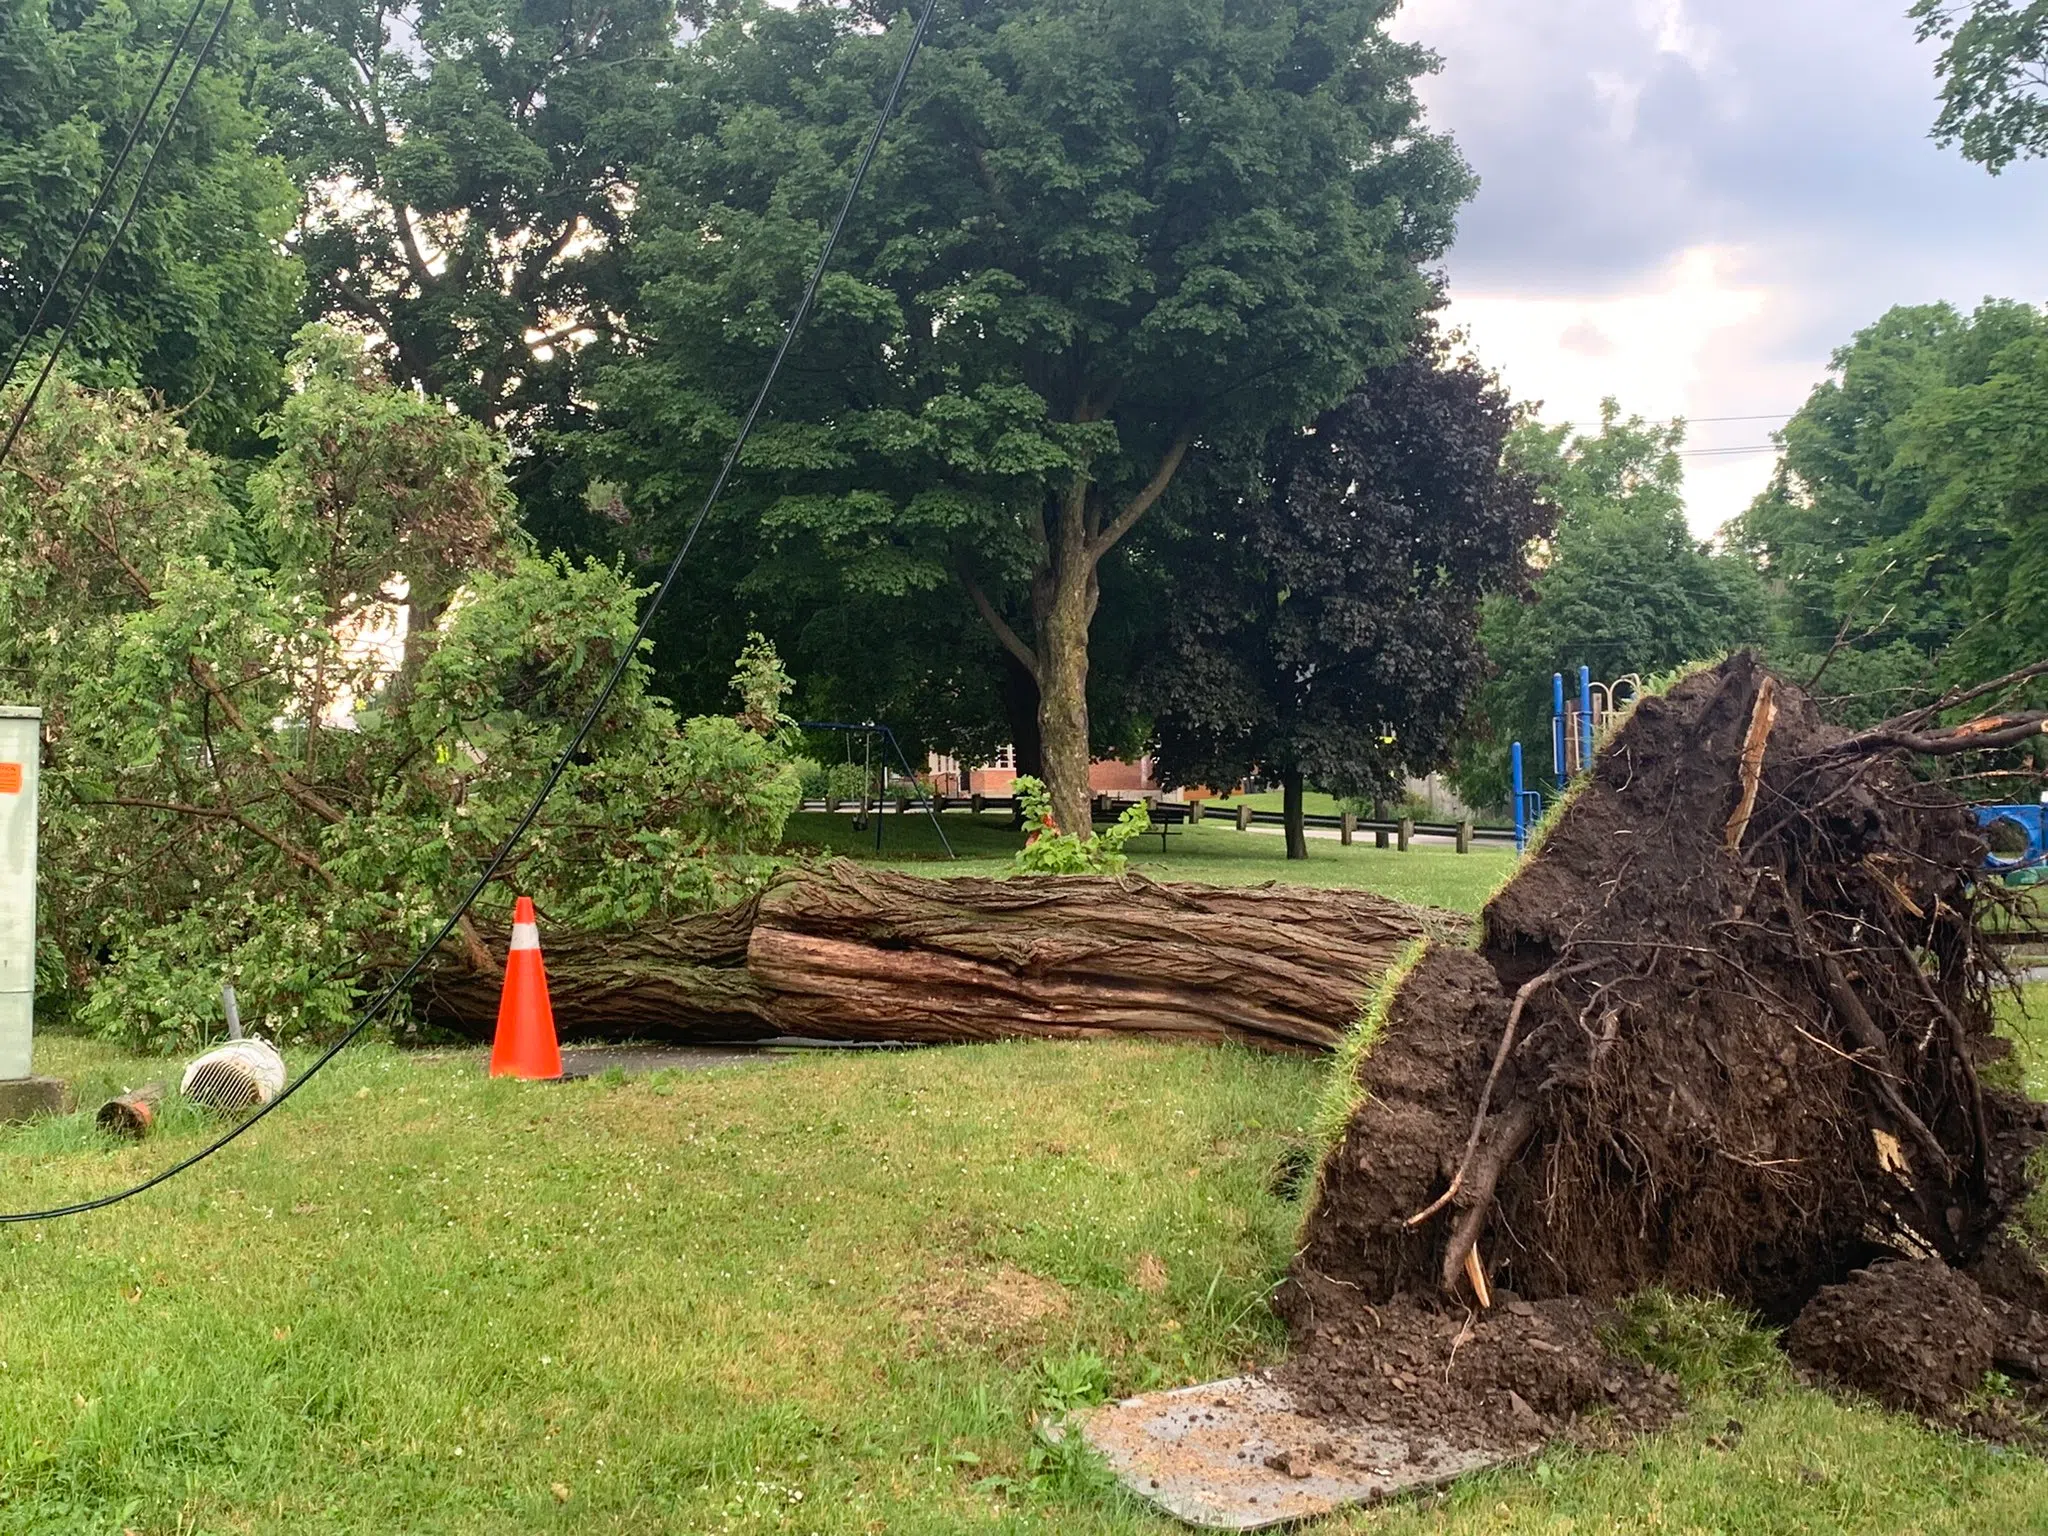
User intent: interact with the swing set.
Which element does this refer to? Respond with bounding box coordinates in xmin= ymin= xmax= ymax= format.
xmin=801 ymin=720 xmax=956 ymax=859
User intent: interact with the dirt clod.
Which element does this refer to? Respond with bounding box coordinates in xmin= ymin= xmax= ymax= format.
xmin=1784 ymin=1260 xmax=2000 ymax=1414
xmin=1275 ymin=1295 xmax=1682 ymax=1455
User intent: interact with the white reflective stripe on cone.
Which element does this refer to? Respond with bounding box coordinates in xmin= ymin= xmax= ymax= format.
xmin=509 ymin=921 xmax=541 ymax=953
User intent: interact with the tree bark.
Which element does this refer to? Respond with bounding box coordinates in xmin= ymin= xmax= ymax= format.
xmin=1034 ymin=543 xmax=1099 ymax=838
xmin=414 ymin=898 xmax=778 ymax=1040
xmin=414 ymin=862 xmax=1457 ymax=1052
xmin=1283 ymin=768 xmax=1309 ymax=861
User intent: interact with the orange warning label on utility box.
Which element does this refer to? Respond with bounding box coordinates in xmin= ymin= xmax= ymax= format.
xmin=0 ymin=764 xmax=20 ymax=793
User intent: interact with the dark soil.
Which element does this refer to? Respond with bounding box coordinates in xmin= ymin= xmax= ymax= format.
xmin=1274 ymin=1295 xmax=1683 ymax=1456
xmin=1280 ymin=652 xmax=2048 ymax=1448
xmin=1783 ymin=1260 xmax=2000 ymax=1415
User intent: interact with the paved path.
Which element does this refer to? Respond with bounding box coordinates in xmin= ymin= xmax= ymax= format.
xmin=558 ymin=1044 xmax=777 ymax=1078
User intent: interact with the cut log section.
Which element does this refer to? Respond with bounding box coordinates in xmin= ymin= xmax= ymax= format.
xmin=414 ymin=862 xmax=1458 ymax=1052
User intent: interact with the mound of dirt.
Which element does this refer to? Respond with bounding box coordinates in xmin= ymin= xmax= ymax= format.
xmin=1282 ymin=651 xmax=2048 ymax=1442
xmin=1783 ymin=1260 xmax=2001 ymax=1414
xmin=1275 ymin=1296 xmax=1683 ymax=1456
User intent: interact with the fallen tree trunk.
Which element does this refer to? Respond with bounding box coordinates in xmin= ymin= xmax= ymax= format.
xmin=414 ymin=862 xmax=1458 ymax=1052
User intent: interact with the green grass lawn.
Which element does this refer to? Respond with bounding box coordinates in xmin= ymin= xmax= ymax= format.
xmin=5 ymin=857 xmax=2048 ymax=1531
xmin=780 ymin=811 xmax=1515 ymax=913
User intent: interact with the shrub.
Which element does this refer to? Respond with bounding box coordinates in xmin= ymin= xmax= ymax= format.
xmin=1009 ymin=777 xmax=1150 ymax=875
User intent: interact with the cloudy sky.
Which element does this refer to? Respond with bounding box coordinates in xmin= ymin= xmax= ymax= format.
xmin=1390 ymin=0 xmax=2048 ymax=532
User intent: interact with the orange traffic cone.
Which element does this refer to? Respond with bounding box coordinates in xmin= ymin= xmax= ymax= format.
xmin=490 ymin=896 xmax=562 ymax=1080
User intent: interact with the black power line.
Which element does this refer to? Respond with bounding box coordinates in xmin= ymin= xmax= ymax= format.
xmin=0 ymin=0 xmax=217 ymax=398
xmin=0 ymin=0 xmax=238 ymax=474
xmin=0 ymin=0 xmax=942 ymax=1224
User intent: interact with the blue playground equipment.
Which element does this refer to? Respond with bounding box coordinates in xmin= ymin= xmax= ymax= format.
xmin=1512 ymin=667 xmax=1643 ymax=852
xmin=1976 ymin=802 xmax=2048 ymax=881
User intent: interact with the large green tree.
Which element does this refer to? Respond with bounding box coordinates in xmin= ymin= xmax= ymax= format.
xmin=1737 ymin=299 xmax=2048 ymax=706
xmin=1913 ymin=0 xmax=2048 ymax=170
xmin=1148 ymin=326 xmax=1548 ymax=857
xmin=251 ymin=0 xmax=679 ymax=429
xmin=598 ymin=0 xmax=1470 ymax=831
xmin=1 ymin=0 xmax=302 ymax=450
xmin=1453 ymin=404 xmax=1768 ymax=809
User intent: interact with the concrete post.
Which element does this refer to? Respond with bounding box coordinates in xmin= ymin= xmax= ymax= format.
xmin=1236 ymin=803 xmax=1253 ymax=832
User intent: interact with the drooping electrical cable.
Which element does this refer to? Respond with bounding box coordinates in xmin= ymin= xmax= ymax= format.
xmin=0 ymin=0 xmax=942 ymax=1223
xmin=0 ymin=0 xmax=239 ymax=473
xmin=0 ymin=0 xmax=217 ymax=399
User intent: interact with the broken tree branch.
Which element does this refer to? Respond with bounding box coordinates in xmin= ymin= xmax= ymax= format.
xmin=1440 ymin=1101 xmax=1536 ymax=1298
xmin=1833 ymin=712 xmax=2048 ymax=760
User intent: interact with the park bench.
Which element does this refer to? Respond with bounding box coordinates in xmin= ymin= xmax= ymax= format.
xmin=1093 ymin=798 xmax=1188 ymax=852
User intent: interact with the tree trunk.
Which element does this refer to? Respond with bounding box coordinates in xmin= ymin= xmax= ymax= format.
xmin=968 ymin=436 xmax=1193 ymax=835
xmin=1001 ymin=651 xmax=1043 ymax=829
xmin=1283 ymin=768 xmax=1309 ymax=861
xmin=413 ymin=898 xmax=779 ymax=1040
xmin=415 ymin=862 xmax=1456 ymax=1052
xmin=1034 ymin=549 xmax=1099 ymax=838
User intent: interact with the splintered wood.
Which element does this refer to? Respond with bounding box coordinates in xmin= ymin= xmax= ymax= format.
xmin=1725 ymin=674 xmax=1778 ymax=853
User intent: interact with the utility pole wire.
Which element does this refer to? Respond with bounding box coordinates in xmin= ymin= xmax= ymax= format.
xmin=0 ymin=0 xmax=239 ymax=474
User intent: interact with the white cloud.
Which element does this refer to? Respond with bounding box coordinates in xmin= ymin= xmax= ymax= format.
xmin=1445 ymin=248 xmax=1780 ymax=529
xmin=1641 ymin=0 xmax=1713 ymax=68
xmin=1588 ymin=71 xmax=1643 ymax=140
xmin=1394 ymin=0 xmax=2048 ymax=535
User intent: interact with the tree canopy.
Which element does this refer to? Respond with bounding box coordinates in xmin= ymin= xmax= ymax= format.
xmin=1 ymin=0 xmax=303 ymax=449
xmin=597 ymin=0 xmax=1472 ymax=830
xmin=1913 ymin=0 xmax=2048 ymax=172
xmin=251 ymin=0 xmax=680 ymax=430
xmin=1736 ymin=298 xmax=2048 ymax=712
xmin=1148 ymin=325 xmax=1548 ymax=855
xmin=0 ymin=336 xmax=799 ymax=1049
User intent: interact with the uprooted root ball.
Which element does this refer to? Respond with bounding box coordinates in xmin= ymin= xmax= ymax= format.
xmin=1283 ymin=651 xmax=2048 ymax=1436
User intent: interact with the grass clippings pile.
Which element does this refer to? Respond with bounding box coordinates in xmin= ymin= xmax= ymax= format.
xmin=1282 ymin=650 xmax=2048 ymax=1451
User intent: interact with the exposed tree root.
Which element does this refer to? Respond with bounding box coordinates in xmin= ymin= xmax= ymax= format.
xmin=1286 ymin=652 xmax=2048 ymax=1342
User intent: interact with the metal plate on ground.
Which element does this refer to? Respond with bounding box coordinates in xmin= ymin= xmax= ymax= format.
xmin=1075 ymin=1374 xmax=1527 ymax=1531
